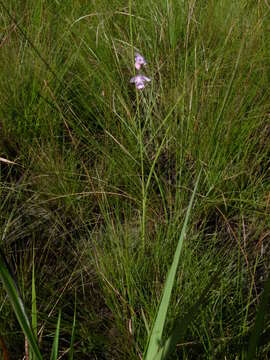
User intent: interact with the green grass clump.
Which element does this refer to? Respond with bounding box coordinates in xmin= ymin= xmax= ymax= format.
xmin=1 ymin=0 xmax=270 ymax=358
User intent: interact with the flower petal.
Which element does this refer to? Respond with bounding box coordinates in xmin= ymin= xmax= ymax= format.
xmin=142 ymin=76 xmax=151 ymax=82
xmin=134 ymin=53 xmax=147 ymax=66
xmin=136 ymin=82 xmax=145 ymax=89
xmin=130 ymin=74 xmax=151 ymax=89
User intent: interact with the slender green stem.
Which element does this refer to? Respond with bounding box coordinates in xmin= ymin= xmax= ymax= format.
xmin=129 ymin=0 xmax=146 ymax=251
xmin=139 ymin=114 xmax=146 ymax=252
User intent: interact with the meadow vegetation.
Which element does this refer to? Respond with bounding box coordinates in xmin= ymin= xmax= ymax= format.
xmin=1 ymin=0 xmax=270 ymax=358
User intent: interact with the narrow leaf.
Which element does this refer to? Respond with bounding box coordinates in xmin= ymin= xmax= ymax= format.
xmin=68 ymin=303 xmax=76 ymax=360
xmin=32 ymin=250 xmax=38 ymax=338
xmin=50 ymin=310 xmax=61 ymax=360
xmin=145 ymin=170 xmax=201 ymax=359
xmin=0 ymin=250 xmax=42 ymax=360
xmin=157 ymin=271 xmax=220 ymax=359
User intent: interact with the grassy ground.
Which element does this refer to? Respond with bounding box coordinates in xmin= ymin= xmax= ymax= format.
xmin=1 ymin=0 xmax=270 ymax=358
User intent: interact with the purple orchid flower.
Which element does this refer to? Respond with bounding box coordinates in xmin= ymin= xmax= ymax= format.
xmin=130 ymin=75 xmax=151 ymax=90
xmin=135 ymin=52 xmax=147 ymax=70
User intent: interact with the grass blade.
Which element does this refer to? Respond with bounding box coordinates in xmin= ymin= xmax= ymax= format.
xmin=68 ymin=303 xmax=76 ymax=360
xmin=32 ymin=250 xmax=38 ymax=338
xmin=157 ymin=271 xmax=220 ymax=359
xmin=50 ymin=310 xmax=61 ymax=360
xmin=144 ymin=170 xmax=201 ymax=360
xmin=247 ymin=273 xmax=270 ymax=360
xmin=0 ymin=250 xmax=42 ymax=360
xmin=30 ymin=249 xmax=38 ymax=360
xmin=0 ymin=1 xmax=59 ymax=83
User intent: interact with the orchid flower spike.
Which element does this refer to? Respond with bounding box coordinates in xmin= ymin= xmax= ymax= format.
xmin=130 ymin=75 xmax=151 ymax=90
xmin=135 ymin=53 xmax=147 ymax=70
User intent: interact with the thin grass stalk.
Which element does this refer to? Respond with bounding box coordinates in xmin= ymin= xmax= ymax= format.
xmin=30 ymin=248 xmax=38 ymax=360
xmin=68 ymin=301 xmax=76 ymax=360
xmin=32 ymin=249 xmax=37 ymax=338
xmin=129 ymin=0 xmax=146 ymax=252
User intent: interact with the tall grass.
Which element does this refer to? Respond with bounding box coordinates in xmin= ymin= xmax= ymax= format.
xmin=1 ymin=0 xmax=270 ymax=358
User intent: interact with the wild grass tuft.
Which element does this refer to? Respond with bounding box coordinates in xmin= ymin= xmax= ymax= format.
xmin=1 ymin=0 xmax=270 ymax=358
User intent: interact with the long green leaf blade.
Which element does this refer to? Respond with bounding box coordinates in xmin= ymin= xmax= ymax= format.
xmin=145 ymin=170 xmax=201 ymax=359
xmin=50 ymin=310 xmax=61 ymax=360
xmin=0 ymin=250 xmax=42 ymax=360
xmin=157 ymin=272 xmax=220 ymax=359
